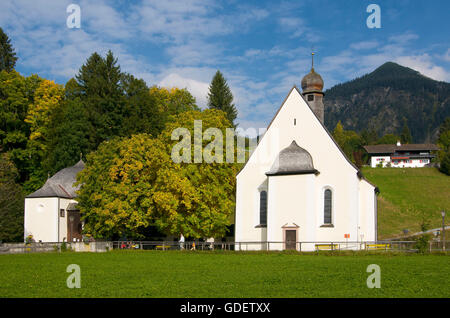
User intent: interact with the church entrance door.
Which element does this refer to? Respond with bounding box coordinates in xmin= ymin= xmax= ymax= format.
xmin=67 ymin=211 xmax=82 ymax=242
xmin=285 ymin=230 xmax=297 ymax=250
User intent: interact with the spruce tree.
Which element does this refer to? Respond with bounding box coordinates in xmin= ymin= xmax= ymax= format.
xmin=207 ymin=70 xmax=238 ymax=127
xmin=400 ymin=118 xmax=412 ymax=144
xmin=0 ymin=28 xmax=18 ymax=72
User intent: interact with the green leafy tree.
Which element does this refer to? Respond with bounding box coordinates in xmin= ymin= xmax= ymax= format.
xmin=0 ymin=70 xmax=42 ymax=185
xmin=207 ymin=70 xmax=238 ymax=127
xmin=377 ymin=134 xmax=400 ymax=145
xmin=0 ymin=153 xmax=24 ymax=242
xmin=332 ymin=121 xmax=363 ymax=165
xmin=76 ymin=109 xmax=238 ymax=239
xmin=0 ymin=28 xmax=17 ymax=72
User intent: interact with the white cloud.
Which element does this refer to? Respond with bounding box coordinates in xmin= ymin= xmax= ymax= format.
xmin=395 ymin=55 xmax=450 ymax=81
xmin=159 ymin=73 xmax=210 ymax=108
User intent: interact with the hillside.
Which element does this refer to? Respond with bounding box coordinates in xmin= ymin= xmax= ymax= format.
xmin=324 ymin=62 xmax=450 ymax=143
xmin=362 ymin=167 xmax=450 ymax=239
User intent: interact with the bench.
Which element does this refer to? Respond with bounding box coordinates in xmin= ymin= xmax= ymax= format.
xmin=315 ymin=244 xmax=339 ymax=251
xmin=366 ymin=243 xmax=391 ymax=250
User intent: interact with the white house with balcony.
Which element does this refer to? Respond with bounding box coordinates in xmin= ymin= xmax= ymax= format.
xmin=235 ymin=60 xmax=378 ymax=252
xmin=364 ymin=142 xmax=438 ymax=168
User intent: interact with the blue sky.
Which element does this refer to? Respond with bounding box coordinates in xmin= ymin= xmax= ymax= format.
xmin=1 ymin=0 xmax=449 ymax=130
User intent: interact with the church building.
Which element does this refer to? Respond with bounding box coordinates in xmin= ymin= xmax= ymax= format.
xmin=24 ymin=160 xmax=84 ymax=243
xmin=235 ymin=55 xmax=378 ymax=251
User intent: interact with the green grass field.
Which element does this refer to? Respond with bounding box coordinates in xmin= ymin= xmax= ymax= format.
xmin=0 ymin=251 xmax=448 ymax=298
xmin=362 ymin=167 xmax=450 ymax=239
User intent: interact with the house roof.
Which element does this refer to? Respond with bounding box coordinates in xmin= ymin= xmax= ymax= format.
xmin=26 ymin=160 xmax=85 ymax=199
xmin=363 ymin=144 xmax=439 ymax=154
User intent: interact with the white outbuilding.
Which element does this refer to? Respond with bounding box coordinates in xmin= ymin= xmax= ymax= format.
xmin=24 ymin=160 xmax=84 ymax=243
xmin=235 ymin=60 xmax=378 ymax=251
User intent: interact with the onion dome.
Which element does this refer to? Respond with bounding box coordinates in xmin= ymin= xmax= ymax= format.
xmin=266 ymin=141 xmax=318 ymax=176
xmin=301 ymin=67 xmax=324 ymax=94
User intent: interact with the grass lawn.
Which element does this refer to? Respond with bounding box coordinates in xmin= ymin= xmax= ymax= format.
xmin=0 ymin=250 xmax=448 ymax=298
xmin=362 ymin=167 xmax=450 ymax=239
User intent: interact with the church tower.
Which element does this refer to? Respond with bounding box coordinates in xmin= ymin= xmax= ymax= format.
xmin=301 ymin=52 xmax=324 ymax=123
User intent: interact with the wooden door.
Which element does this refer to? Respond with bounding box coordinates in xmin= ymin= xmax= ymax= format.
xmin=285 ymin=230 xmax=297 ymax=250
xmin=67 ymin=211 xmax=82 ymax=242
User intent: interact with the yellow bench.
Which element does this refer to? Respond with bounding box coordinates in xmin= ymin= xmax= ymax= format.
xmin=366 ymin=243 xmax=391 ymax=250
xmin=315 ymin=244 xmax=339 ymax=251
xmin=155 ymin=245 xmax=165 ymax=250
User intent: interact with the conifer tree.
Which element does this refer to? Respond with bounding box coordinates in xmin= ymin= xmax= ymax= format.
xmin=400 ymin=118 xmax=412 ymax=144
xmin=0 ymin=28 xmax=17 ymax=72
xmin=207 ymin=70 xmax=238 ymax=127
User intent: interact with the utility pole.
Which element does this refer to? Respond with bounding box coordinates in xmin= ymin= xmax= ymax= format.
xmin=442 ymin=211 xmax=446 ymax=252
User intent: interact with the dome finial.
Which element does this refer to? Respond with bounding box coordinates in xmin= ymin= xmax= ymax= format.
xmin=311 ymin=51 xmax=315 ymax=70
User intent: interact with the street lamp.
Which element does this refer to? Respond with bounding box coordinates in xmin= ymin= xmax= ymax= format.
xmin=442 ymin=211 xmax=446 ymax=252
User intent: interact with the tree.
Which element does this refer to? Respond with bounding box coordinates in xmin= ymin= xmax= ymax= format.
xmin=207 ymin=70 xmax=238 ymax=127
xmin=437 ymin=117 xmax=450 ymax=175
xmin=75 ymin=51 xmax=127 ymax=149
xmin=332 ymin=121 xmax=363 ymax=165
xmin=377 ymin=134 xmax=400 ymax=145
xmin=0 ymin=28 xmax=17 ymax=72
xmin=44 ymin=97 xmax=91 ymax=176
xmin=22 ymin=80 xmax=64 ymax=192
xmin=0 ymin=70 xmax=42 ymax=185
xmin=76 ymin=109 xmax=238 ymax=239
xmin=400 ymin=118 xmax=412 ymax=144
xmin=0 ymin=153 xmax=24 ymax=242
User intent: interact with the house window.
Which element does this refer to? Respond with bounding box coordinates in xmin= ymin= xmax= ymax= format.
xmin=60 ymin=209 xmax=65 ymax=217
xmin=259 ymin=191 xmax=267 ymax=225
xmin=307 ymin=95 xmax=314 ymax=101
xmin=324 ymin=189 xmax=332 ymax=224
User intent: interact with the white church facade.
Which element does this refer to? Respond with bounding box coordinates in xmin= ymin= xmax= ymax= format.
xmin=24 ymin=160 xmax=84 ymax=243
xmin=235 ymin=59 xmax=378 ymax=251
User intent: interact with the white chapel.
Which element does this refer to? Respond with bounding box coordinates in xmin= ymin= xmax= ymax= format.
xmin=235 ymin=56 xmax=378 ymax=251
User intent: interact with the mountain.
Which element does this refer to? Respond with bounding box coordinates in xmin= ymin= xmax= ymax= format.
xmin=323 ymin=62 xmax=450 ymax=143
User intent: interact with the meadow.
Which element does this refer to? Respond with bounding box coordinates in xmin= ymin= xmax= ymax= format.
xmin=0 ymin=250 xmax=448 ymax=298
xmin=362 ymin=167 xmax=450 ymax=239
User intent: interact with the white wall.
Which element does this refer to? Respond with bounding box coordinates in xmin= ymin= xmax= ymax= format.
xmin=24 ymin=197 xmax=78 ymax=243
xmin=24 ymin=197 xmax=58 ymax=242
xmin=235 ymin=87 xmax=376 ymax=251
xmin=370 ymin=156 xmax=431 ymax=168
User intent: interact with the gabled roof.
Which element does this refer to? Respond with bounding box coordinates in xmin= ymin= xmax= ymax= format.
xmin=26 ymin=160 xmax=85 ymax=199
xmin=238 ymin=86 xmax=378 ymax=191
xmin=364 ymin=144 xmax=439 ymax=154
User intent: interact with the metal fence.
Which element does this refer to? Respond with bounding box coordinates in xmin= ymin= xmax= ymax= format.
xmin=1 ymin=240 xmax=447 ymax=254
xmin=112 ymin=240 xmax=448 ymax=252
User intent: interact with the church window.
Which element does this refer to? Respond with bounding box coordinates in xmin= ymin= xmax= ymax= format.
xmin=308 ymin=94 xmax=314 ymax=101
xmin=324 ymin=189 xmax=332 ymax=224
xmin=294 ymin=118 xmax=296 ymax=125
xmin=60 ymin=209 xmax=65 ymax=217
xmin=260 ymin=191 xmax=267 ymax=225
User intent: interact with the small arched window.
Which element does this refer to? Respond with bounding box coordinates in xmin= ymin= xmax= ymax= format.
xmin=324 ymin=189 xmax=332 ymax=224
xmin=260 ymin=191 xmax=267 ymax=225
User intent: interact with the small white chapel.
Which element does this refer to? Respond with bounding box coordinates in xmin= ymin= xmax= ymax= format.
xmin=235 ymin=54 xmax=378 ymax=251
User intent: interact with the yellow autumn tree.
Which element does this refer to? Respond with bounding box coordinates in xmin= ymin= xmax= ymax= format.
xmin=23 ymin=80 xmax=64 ymax=191
xmin=76 ymin=109 xmax=239 ymax=239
